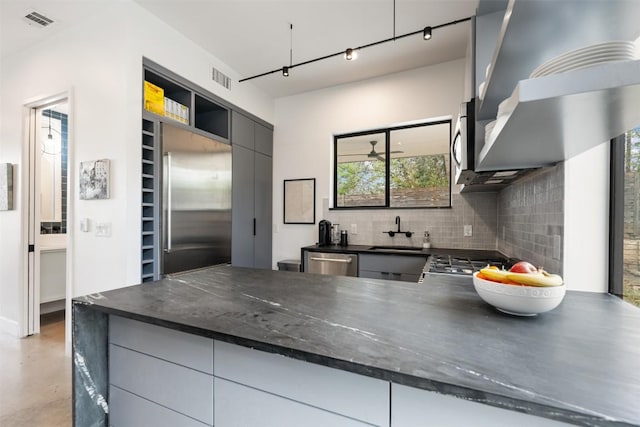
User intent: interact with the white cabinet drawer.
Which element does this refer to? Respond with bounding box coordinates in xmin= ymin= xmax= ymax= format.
xmin=392 ymin=384 xmax=571 ymax=427
xmin=109 ymin=344 xmax=213 ymax=425
xmin=214 ymin=378 xmax=374 ymax=427
xmin=214 ymin=340 xmax=389 ymax=426
xmin=109 ymin=386 xmax=210 ymax=427
xmin=109 ymin=315 xmax=213 ymax=374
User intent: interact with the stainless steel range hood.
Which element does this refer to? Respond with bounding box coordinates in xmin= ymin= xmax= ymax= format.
xmin=459 ymin=168 xmax=538 ymax=193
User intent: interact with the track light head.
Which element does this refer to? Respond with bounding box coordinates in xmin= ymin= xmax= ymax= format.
xmin=344 ymin=48 xmax=358 ymax=61
xmin=282 ymin=66 xmax=289 ymax=77
xmin=423 ymin=26 xmax=432 ymax=40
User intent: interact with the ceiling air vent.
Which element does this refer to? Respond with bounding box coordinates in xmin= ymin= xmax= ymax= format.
xmin=212 ymin=67 xmax=231 ymax=90
xmin=23 ymin=11 xmax=54 ymax=27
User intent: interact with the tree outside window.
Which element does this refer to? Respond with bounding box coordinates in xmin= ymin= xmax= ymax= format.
xmin=620 ymin=127 xmax=640 ymax=307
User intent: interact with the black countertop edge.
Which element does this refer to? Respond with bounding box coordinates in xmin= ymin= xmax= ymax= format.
xmin=72 ymin=299 xmax=627 ymax=427
xmin=302 ymin=244 xmax=511 ymax=258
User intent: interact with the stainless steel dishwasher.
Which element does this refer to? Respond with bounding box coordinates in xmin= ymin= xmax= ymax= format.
xmin=305 ymin=252 xmax=358 ymax=277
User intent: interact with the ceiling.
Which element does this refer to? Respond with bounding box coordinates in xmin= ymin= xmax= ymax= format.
xmin=0 ymin=0 xmax=479 ymax=98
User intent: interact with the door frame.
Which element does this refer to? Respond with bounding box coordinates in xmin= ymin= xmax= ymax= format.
xmin=20 ymin=91 xmax=72 ymax=338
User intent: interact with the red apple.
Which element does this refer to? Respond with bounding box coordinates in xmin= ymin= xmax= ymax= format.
xmin=509 ymin=261 xmax=538 ymax=274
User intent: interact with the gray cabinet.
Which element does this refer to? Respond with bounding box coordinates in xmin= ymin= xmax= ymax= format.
xmin=231 ymin=111 xmax=273 ymax=269
xmin=359 ymin=254 xmax=426 ymax=282
xmin=214 ymin=340 xmax=389 ymax=427
xmin=109 ymin=316 xmax=214 ymax=426
xmin=392 ymin=384 xmax=570 ymax=427
xmin=254 ymin=152 xmax=273 ymax=268
xmin=105 ymin=315 xmax=573 ymax=427
xmin=214 ymin=378 xmax=374 ymax=427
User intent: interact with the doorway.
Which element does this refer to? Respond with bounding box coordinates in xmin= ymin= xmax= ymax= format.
xmin=24 ymin=96 xmax=70 ymax=336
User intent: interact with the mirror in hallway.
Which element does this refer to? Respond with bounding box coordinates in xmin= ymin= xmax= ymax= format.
xmin=40 ymin=102 xmax=68 ymax=234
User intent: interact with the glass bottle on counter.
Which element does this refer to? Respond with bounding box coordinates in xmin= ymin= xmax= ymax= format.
xmin=331 ymin=224 xmax=341 ymax=245
xmin=423 ymin=231 xmax=431 ymax=249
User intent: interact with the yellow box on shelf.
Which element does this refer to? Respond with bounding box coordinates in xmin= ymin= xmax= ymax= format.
xmin=144 ymin=81 xmax=165 ymax=116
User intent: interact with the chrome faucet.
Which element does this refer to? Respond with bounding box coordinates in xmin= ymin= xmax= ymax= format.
xmin=383 ymin=216 xmax=413 ymax=237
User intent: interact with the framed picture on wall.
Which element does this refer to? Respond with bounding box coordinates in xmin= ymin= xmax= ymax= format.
xmin=79 ymin=159 xmax=110 ymax=200
xmin=284 ymin=178 xmax=315 ymax=224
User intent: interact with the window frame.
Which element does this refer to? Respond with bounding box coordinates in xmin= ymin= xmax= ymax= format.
xmin=609 ymin=134 xmax=627 ymax=297
xmin=332 ymin=119 xmax=452 ymax=210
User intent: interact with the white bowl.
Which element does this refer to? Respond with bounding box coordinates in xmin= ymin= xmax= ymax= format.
xmin=472 ymin=272 xmax=566 ymax=316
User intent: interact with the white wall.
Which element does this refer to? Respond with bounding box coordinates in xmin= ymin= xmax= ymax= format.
xmin=272 ymin=59 xmax=465 ymax=266
xmin=0 ymin=0 xmax=274 ymax=335
xmin=563 ymin=141 xmax=609 ymax=292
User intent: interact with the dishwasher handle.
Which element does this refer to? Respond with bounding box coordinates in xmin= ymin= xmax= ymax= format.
xmin=309 ymin=256 xmax=352 ymax=264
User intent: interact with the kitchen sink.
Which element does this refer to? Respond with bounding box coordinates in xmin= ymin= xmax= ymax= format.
xmin=368 ymin=246 xmax=424 ymax=252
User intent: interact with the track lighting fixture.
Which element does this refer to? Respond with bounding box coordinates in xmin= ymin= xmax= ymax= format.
xmin=344 ymin=48 xmax=358 ymax=61
xmin=238 ymin=16 xmax=471 ymax=83
xmin=423 ymin=26 xmax=432 ymax=40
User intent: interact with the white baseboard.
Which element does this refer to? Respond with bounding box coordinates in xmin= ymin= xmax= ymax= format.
xmin=0 ymin=316 xmax=20 ymax=337
xmin=41 ymin=299 xmax=65 ymax=314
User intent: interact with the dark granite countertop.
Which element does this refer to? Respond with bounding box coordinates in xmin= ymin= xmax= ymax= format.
xmin=73 ymin=265 xmax=640 ymax=426
xmin=302 ymin=243 xmax=509 ymax=259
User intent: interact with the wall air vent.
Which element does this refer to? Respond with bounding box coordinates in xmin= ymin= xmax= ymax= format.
xmin=212 ymin=67 xmax=231 ymax=90
xmin=23 ymin=11 xmax=54 ymax=27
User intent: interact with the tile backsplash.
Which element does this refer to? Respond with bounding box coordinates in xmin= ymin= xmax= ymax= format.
xmin=323 ymin=192 xmax=498 ymax=250
xmin=321 ymin=162 xmax=564 ymax=275
xmin=497 ymin=164 xmax=564 ymax=274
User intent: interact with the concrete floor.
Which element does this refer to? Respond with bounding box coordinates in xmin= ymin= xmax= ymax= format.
xmin=0 ymin=312 xmax=72 ymax=426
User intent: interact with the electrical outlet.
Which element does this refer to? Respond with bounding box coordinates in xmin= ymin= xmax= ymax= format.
xmin=80 ymin=218 xmax=90 ymax=232
xmin=350 ymin=224 xmax=357 ymax=234
xmin=464 ymin=224 xmax=473 ymax=237
xmin=95 ymin=222 xmax=112 ymax=237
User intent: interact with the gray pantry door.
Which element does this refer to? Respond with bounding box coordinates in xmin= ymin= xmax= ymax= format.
xmin=231 ymin=144 xmax=255 ymax=268
xmin=254 ymin=152 xmax=272 ymax=269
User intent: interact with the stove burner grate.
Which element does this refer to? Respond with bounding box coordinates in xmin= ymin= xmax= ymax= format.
xmin=427 ymin=254 xmax=509 ymax=276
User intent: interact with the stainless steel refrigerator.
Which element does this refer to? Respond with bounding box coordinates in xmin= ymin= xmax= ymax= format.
xmin=162 ymin=123 xmax=232 ymax=275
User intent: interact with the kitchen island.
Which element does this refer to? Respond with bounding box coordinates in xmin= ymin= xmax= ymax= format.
xmin=73 ymin=265 xmax=640 ymax=426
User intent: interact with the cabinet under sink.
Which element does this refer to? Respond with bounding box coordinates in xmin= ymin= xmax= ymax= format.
xmin=301 ymin=247 xmax=427 ymax=282
xmin=358 ymin=254 xmax=426 ymax=283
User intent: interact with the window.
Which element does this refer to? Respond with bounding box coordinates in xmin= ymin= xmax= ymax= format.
xmin=610 ymin=127 xmax=640 ymax=307
xmin=334 ymin=120 xmax=451 ymax=209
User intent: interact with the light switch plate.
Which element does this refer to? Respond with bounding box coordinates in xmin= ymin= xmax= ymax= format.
xmin=464 ymin=224 xmax=473 ymax=237
xmin=95 ymin=222 xmax=112 ymax=237
xmin=80 ymin=218 xmax=90 ymax=232
xmin=350 ymin=224 xmax=357 ymax=234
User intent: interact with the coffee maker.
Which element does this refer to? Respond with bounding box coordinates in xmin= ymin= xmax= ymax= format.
xmin=318 ymin=220 xmax=332 ymax=246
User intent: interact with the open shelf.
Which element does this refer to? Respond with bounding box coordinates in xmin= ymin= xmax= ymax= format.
xmin=477 ymin=0 xmax=640 ymax=121
xmin=144 ymin=69 xmax=191 ymax=109
xmin=144 ymin=67 xmax=229 ymax=140
xmin=477 ymin=60 xmax=640 ymax=171
xmin=194 ymin=94 xmax=229 ymax=139
xmin=141 ymin=118 xmax=159 ymax=282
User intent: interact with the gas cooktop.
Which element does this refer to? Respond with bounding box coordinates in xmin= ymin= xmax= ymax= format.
xmin=427 ymin=254 xmax=511 ymax=276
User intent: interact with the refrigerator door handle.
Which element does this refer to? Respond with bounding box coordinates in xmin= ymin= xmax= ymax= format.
xmin=165 ymin=152 xmax=173 ymax=253
xmin=253 ymin=218 xmax=256 ymax=236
